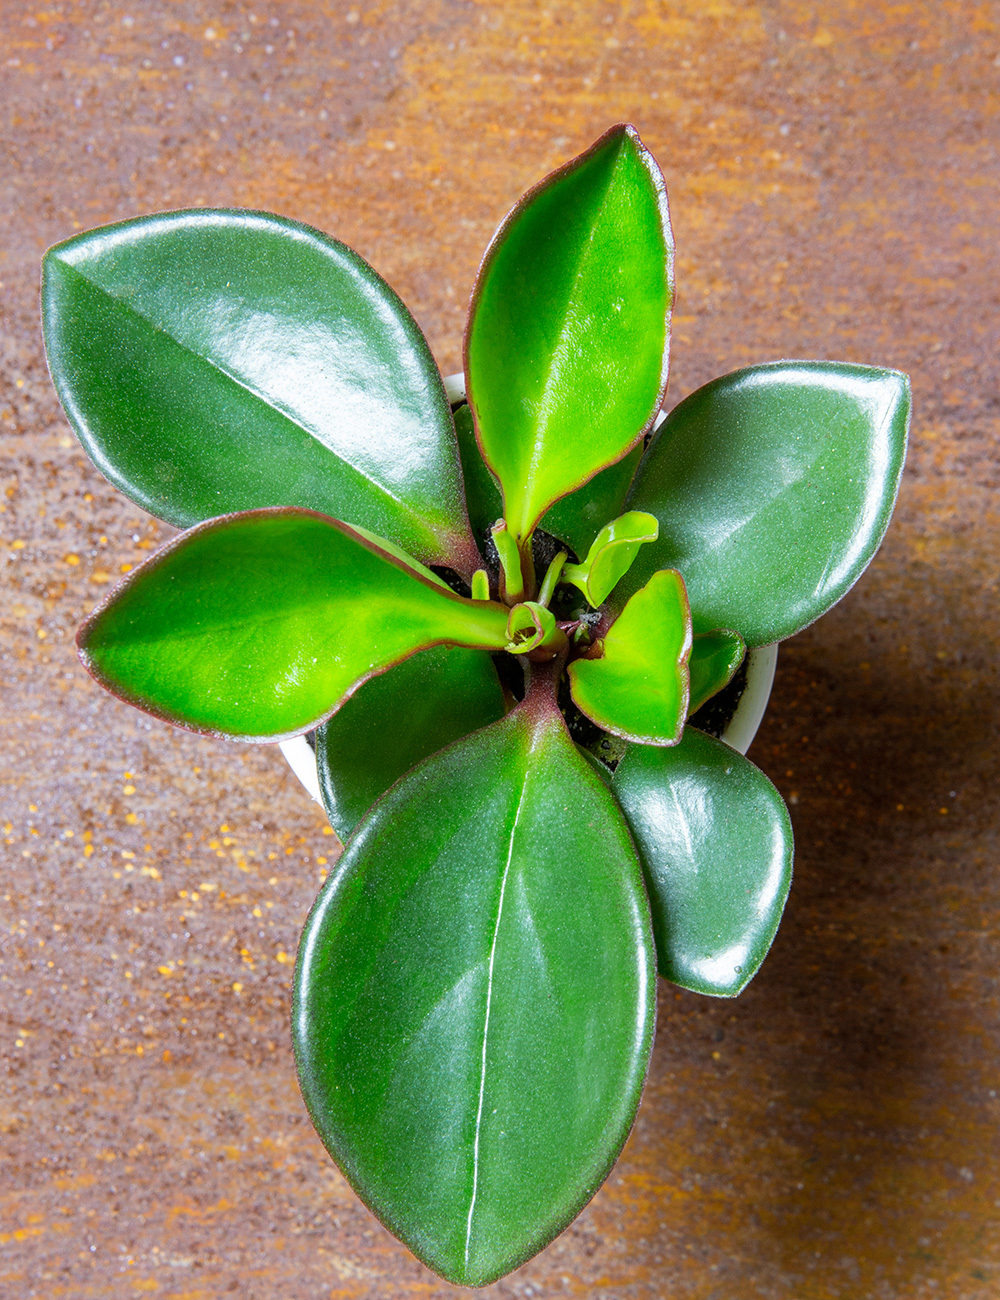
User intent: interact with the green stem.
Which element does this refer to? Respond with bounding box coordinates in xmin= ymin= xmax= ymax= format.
xmin=536 ymin=551 xmax=567 ymax=608
xmin=491 ymin=522 xmax=525 ymax=604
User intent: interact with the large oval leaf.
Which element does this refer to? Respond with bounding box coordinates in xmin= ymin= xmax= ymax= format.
xmin=294 ymin=684 xmax=655 ymax=1285
xmin=568 ymin=569 xmax=692 ymax=745
xmin=315 ymin=644 xmax=506 ymax=840
xmin=465 ymin=125 xmax=673 ymax=543
xmin=42 ymin=210 xmax=480 ymax=573
xmin=78 ymin=509 xmax=510 ymax=741
xmin=621 ymin=362 xmax=910 ymax=644
xmin=613 ymin=727 xmax=793 ymax=997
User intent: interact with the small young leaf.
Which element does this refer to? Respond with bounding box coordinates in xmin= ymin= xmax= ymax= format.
xmin=78 ymin=509 xmax=511 ymax=741
xmin=613 ymin=727 xmax=793 ymax=997
xmin=567 ymin=569 xmax=691 ymax=745
xmin=620 ymin=362 xmax=911 ymax=644
xmin=42 ymin=210 xmax=480 ymax=574
xmin=316 ymin=645 xmax=506 ymax=840
xmin=294 ymin=690 xmax=655 ymax=1286
xmin=563 ymin=511 xmax=659 ymax=607
xmin=504 ymin=602 xmax=564 ymax=655
xmin=688 ymin=629 xmax=746 ymax=716
xmin=466 ymin=125 xmax=673 ymax=543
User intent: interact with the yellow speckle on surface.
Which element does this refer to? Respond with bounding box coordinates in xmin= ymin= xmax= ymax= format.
xmin=812 ymin=27 xmax=835 ymax=45
xmin=158 ymin=966 xmax=173 ymax=977
xmin=83 ymin=843 xmax=94 ymax=857
xmin=123 ymin=785 xmax=136 ymax=795
xmin=63 ymin=552 xmax=80 ymax=565
xmin=252 ymin=906 xmax=262 ymax=918
xmin=125 ymin=813 xmax=138 ymax=825
xmin=36 ymin=627 xmax=46 ymax=639
xmin=11 ymin=539 xmax=25 ymax=549
xmin=90 ymin=570 xmax=111 ymax=584
xmin=120 ymin=563 xmax=132 ymax=572
xmin=121 ymin=850 xmax=135 ymax=860
xmin=232 ymin=982 xmax=243 ymax=994
xmin=322 ymin=826 xmax=335 ymax=835
xmin=276 ymin=951 xmax=291 ymax=964
xmin=712 ymin=1051 xmax=722 ymax=1061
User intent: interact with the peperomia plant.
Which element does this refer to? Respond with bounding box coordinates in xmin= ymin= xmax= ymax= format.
xmin=41 ymin=125 xmax=910 ymax=1286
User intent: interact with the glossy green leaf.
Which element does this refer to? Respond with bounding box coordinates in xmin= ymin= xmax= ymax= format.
xmin=541 ymin=444 xmax=644 ymax=558
xmin=621 ymin=362 xmax=911 ymax=644
xmin=568 ymin=569 xmax=691 ymax=745
xmin=563 ymin=511 xmax=659 ymax=607
xmin=315 ymin=645 xmax=506 ymax=840
xmin=78 ymin=509 xmax=510 ymax=741
xmin=294 ymin=684 xmax=655 ymax=1286
xmin=688 ymin=629 xmax=746 ymax=716
xmin=42 ymin=210 xmax=480 ymax=574
xmin=454 ymin=401 xmax=642 ymax=559
xmin=453 ymin=402 xmax=503 ymax=543
xmin=466 ymin=125 xmax=673 ymax=543
xmin=613 ymin=727 xmax=793 ymax=997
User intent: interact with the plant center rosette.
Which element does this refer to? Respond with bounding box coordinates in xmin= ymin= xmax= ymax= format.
xmin=42 ymin=125 xmax=910 ymax=1285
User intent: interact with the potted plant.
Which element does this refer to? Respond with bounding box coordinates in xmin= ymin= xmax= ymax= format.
xmin=41 ymin=124 xmax=909 ymax=1286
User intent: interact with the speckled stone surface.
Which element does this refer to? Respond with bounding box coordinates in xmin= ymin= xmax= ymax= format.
xmin=2 ymin=2 xmax=999 ymax=1297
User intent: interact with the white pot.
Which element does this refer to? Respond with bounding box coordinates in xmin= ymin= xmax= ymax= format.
xmin=278 ymin=375 xmax=777 ymax=804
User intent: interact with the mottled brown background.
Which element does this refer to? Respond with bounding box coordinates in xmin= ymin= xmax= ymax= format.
xmin=1 ymin=1 xmax=998 ymax=1296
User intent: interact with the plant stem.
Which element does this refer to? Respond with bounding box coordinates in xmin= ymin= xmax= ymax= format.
xmin=491 ymin=523 xmax=525 ymax=604
xmin=536 ymin=551 xmax=567 ymax=608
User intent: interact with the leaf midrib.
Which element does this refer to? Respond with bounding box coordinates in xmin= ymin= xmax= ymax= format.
xmin=464 ymin=722 xmax=542 ymax=1269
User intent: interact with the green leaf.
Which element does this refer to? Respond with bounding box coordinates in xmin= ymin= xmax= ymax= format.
xmin=621 ymin=362 xmax=911 ymax=644
xmin=504 ymin=601 xmax=563 ymax=655
xmin=453 ymin=402 xmax=502 ymax=543
xmin=688 ymin=629 xmax=746 ymax=716
xmin=42 ymin=210 xmax=480 ymax=574
xmin=77 ymin=509 xmax=510 ymax=741
xmin=541 ymin=444 xmax=644 ymax=558
xmin=316 ymin=645 xmax=506 ymax=840
xmin=466 ymin=125 xmax=673 ymax=543
xmin=454 ymin=401 xmax=642 ymax=559
xmin=294 ymin=684 xmax=655 ymax=1286
xmin=563 ymin=510 xmax=659 ymax=607
xmin=568 ymin=569 xmax=691 ymax=745
xmin=613 ymin=727 xmax=793 ymax=997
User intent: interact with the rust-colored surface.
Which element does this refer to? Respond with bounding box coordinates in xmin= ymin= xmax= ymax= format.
xmin=2 ymin=1 xmax=999 ymax=1296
